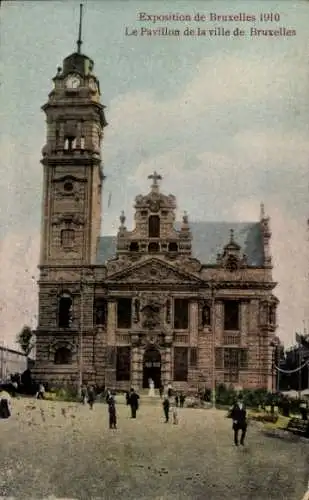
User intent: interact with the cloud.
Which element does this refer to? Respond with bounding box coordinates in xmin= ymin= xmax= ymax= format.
xmin=0 ymin=230 xmax=39 ymax=349
xmin=108 ymin=52 xmax=304 ymax=144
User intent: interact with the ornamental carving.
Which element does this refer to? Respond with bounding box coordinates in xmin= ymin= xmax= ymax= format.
xmin=130 ymin=331 xmax=166 ymax=348
xmin=51 ymin=214 xmax=85 ymax=226
xmin=109 ymin=260 xmax=200 ymax=284
xmin=48 ymin=339 xmax=77 ymax=359
xmin=106 ymin=257 xmax=130 ymax=276
xmin=140 ymin=298 xmax=162 ymax=330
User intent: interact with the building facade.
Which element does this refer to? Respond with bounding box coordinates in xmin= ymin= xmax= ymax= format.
xmin=33 ymin=36 xmax=279 ymax=392
xmin=0 ymin=346 xmax=32 ymax=382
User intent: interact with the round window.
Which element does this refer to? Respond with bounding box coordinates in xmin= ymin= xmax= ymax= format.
xmin=63 ymin=181 xmax=74 ymax=192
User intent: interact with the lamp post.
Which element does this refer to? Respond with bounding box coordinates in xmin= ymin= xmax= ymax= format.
xmin=210 ymin=281 xmax=217 ymax=408
xmin=270 ymin=340 xmax=278 ymax=394
xmin=78 ymin=273 xmax=84 ymax=396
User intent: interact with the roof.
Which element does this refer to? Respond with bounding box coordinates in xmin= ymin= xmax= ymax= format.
xmin=96 ymin=222 xmax=264 ymax=266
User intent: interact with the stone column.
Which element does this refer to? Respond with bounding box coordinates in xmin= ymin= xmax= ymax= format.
xmin=240 ymin=301 xmax=248 ymax=346
xmin=107 ymin=301 xmax=116 ymax=345
xmin=215 ymin=301 xmax=223 ymax=344
xmin=131 ymin=344 xmax=139 ymax=390
xmin=165 ymin=346 xmax=172 ymax=384
xmin=189 ymin=301 xmax=198 ymax=346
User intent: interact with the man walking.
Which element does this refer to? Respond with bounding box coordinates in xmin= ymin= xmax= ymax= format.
xmin=108 ymin=394 xmax=117 ymax=429
xmin=163 ymin=395 xmax=170 ymax=423
xmin=129 ymin=388 xmax=139 ymax=418
xmin=231 ymin=393 xmax=247 ymax=446
xmin=87 ymin=385 xmax=96 ymax=410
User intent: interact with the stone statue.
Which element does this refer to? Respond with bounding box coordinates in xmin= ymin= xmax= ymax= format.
xmin=134 ymin=298 xmax=140 ymax=323
xmin=148 ymin=378 xmax=155 ymax=397
xmin=202 ymin=304 xmax=210 ymax=326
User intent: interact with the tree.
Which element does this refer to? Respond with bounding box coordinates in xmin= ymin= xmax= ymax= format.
xmin=16 ymin=325 xmax=35 ymax=356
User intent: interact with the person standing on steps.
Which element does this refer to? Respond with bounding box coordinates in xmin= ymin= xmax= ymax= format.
xmin=163 ymin=395 xmax=170 ymax=423
xmin=230 ymin=393 xmax=247 ymax=446
xmin=129 ymin=388 xmax=140 ymax=418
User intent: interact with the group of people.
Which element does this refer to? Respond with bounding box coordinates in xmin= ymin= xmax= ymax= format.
xmin=81 ymin=384 xmax=96 ymax=409
xmin=105 ymin=388 xmax=140 ymax=429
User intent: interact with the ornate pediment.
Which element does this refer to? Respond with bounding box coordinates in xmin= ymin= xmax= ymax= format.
xmin=106 ymin=257 xmax=202 ymax=284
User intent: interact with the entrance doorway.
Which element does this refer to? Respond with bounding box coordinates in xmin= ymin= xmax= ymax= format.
xmin=143 ymin=347 xmax=161 ymax=389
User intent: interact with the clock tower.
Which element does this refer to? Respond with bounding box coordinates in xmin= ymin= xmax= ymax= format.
xmin=40 ymin=8 xmax=107 ymax=266
xmin=34 ymin=5 xmax=107 ymax=387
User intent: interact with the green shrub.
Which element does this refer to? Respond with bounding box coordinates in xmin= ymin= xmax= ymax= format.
xmin=45 ymin=386 xmax=78 ymax=402
xmin=249 ymin=413 xmax=278 ymax=423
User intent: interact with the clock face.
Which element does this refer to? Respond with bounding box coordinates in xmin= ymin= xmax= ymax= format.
xmin=89 ymin=78 xmax=97 ymax=92
xmin=65 ymin=74 xmax=81 ymax=89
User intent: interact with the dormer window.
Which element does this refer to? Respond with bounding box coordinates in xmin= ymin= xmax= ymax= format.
xmin=148 ymin=215 xmax=160 ymax=238
xmin=168 ymin=242 xmax=178 ymax=252
xmin=129 ymin=242 xmax=139 ymax=252
xmin=148 ymin=242 xmax=159 ymax=253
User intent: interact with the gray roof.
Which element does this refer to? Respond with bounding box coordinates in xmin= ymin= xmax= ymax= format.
xmin=96 ymin=222 xmax=264 ymax=266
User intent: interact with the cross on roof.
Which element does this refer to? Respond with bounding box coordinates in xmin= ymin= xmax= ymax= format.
xmin=148 ymin=171 xmax=162 ymax=187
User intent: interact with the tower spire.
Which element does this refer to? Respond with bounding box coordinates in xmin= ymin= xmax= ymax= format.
xmin=77 ymin=4 xmax=83 ymax=54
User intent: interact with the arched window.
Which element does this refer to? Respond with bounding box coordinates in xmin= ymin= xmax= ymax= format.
xmin=129 ymin=242 xmax=139 ymax=252
xmin=61 ymin=229 xmax=75 ymax=248
xmin=148 ymin=242 xmax=159 ymax=253
xmin=168 ymin=242 xmax=178 ymax=252
xmin=80 ymin=136 xmax=85 ymax=150
xmin=148 ymin=215 xmax=160 ymax=238
xmin=58 ymin=294 xmax=73 ymax=328
xmin=64 ymin=136 xmax=76 ymax=151
xmin=54 ymin=347 xmax=72 ymax=365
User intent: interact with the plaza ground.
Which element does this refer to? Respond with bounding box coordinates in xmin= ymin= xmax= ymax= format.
xmin=0 ymin=396 xmax=308 ymax=499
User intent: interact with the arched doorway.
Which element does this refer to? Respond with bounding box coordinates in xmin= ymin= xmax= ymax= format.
xmin=143 ymin=347 xmax=161 ymax=389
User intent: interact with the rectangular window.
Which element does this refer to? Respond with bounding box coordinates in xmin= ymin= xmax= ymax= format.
xmin=116 ymin=347 xmax=131 ymax=381
xmin=224 ymin=348 xmax=239 ymax=370
xmin=224 ymin=301 xmax=240 ymax=330
xmin=173 ymin=347 xmax=188 ymax=381
xmin=117 ymin=298 xmax=132 ymax=329
xmin=148 ymin=215 xmax=160 ymax=238
xmin=190 ymin=347 xmax=198 ymax=368
xmin=239 ymin=349 xmax=248 ymax=370
xmin=174 ymin=299 xmax=189 ymax=330
xmin=61 ymin=229 xmax=75 ymax=248
xmin=215 ymin=347 xmax=224 ymax=369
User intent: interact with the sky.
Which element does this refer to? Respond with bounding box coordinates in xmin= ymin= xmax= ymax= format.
xmin=0 ymin=0 xmax=308 ymax=349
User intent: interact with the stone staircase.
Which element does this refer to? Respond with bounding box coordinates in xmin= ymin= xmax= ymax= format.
xmin=139 ymin=389 xmax=162 ymax=406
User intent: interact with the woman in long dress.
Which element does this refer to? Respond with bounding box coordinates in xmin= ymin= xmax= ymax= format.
xmin=0 ymin=387 xmax=11 ymax=419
